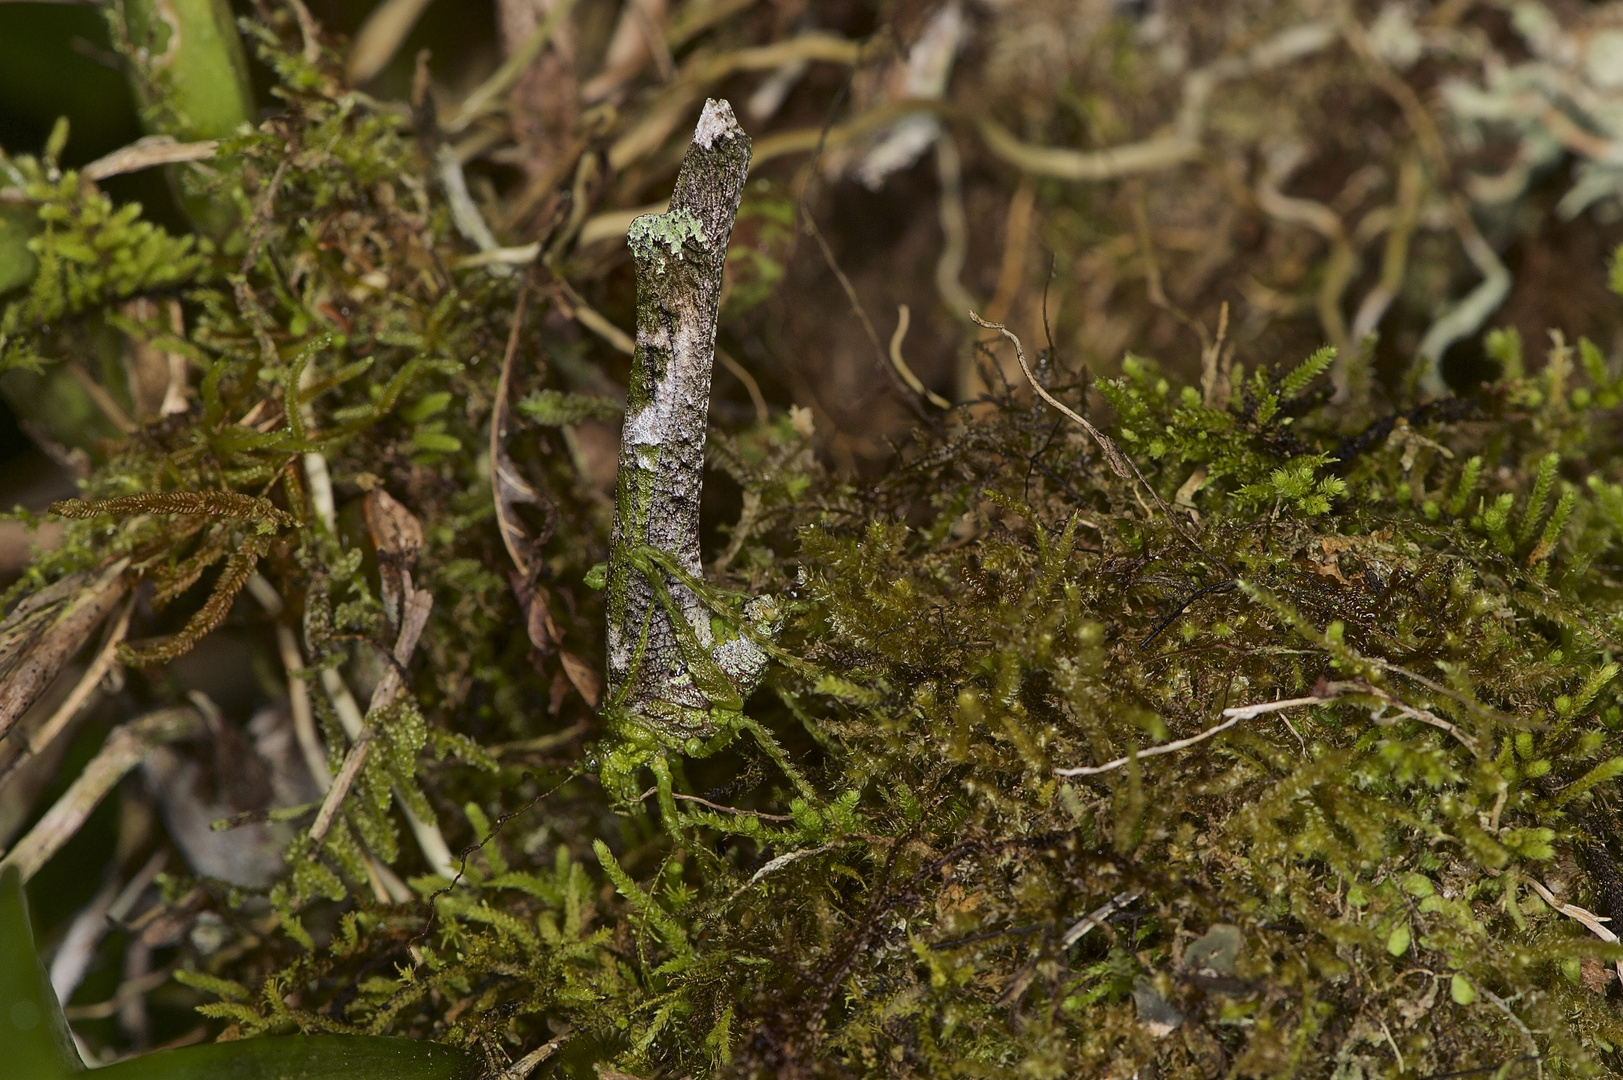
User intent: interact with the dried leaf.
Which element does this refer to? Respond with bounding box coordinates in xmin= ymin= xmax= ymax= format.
xmin=510 ymin=569 xmax=560 ymax=655
xmin=559 ymin=650 xmax=602 ymax=707
xmin=362 ymin=489 xmax=424 ymax=567
xmin=364 ymin=489 xmax=424 ymax=628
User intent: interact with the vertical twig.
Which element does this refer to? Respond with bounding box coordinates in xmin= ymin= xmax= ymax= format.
xmin=606 ymin=99 xmax=752 ymax=731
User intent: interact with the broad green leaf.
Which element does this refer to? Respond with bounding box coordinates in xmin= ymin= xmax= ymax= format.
xmin=2 ymin=868 xmax=476 ymax=1080
xmin=1385 ymin=921 xmax=1411 ymax=957
xmin=90 ymin=1036 xmax=478 ymax=1080
xmin=0 ymin=866 xmax=83 ymax=1077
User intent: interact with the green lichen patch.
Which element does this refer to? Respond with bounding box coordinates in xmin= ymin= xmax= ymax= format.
xmin=627 ymin=207 xmax=709 ymax=271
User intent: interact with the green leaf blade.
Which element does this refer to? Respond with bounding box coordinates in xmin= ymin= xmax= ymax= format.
xmin=0 ymin=865 xmax=84 ymax=1078
xmin=89 ymin=1036 xmax=478 ymax=1080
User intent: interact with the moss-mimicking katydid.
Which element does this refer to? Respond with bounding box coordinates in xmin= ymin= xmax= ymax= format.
xmin=599 ymin=99 xmax=811 ymax=823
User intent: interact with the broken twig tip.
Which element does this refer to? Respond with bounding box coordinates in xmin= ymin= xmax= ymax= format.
xmin=694 ymin=98 xmax=744 ymax=149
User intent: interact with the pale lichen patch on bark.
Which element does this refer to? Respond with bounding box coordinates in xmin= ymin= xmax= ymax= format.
xmin=691 ymin=97 xmax=739 ymax=149
xmin=626 ymin=208 xmax=709 ymax=270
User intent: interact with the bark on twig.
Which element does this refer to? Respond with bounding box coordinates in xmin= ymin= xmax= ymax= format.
xmin=605 ymin=98 xmax=750 ymax=734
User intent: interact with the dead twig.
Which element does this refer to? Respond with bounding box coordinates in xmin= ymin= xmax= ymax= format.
xmin=1363 ymin=686 xmax=1479 ymax=756
xmin=499 ymin=1033 xmax=572 ymax=1080
xmin=1061 ymin=890 xmax=1142 ymax=947
xmin=1526 ymin=877 xmax=1623 ymax=986
xmin=308 ymin=589 xmax=433 ymax=850
xmin=634 ymin=786 xmax=793 ymax=821
xmin=0 ymin=707 xmax=202 ymax=880
xmin=551 ymin=279 xmax=636 ymax=355
xmin=0 ymin=594 xmax=133 ymax=793
xmin=0 ymin=558 xmax=131 ymax=744
xmin=82 ymin=136 xmax=218 ymax=182
xmin=276 ymin=623 xmax=331 ymax=789
xmin=50 ymin=849 xmax=166 ymax=1005
xmin=725 ymin=844 xmax=835 ymax=905
xmin=1055 ymin=691 xmax=1349 ymax=778
xmin=247 ymin=573 xmax=333 ymax=790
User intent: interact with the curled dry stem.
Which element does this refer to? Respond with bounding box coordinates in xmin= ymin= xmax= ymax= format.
xmin=1253 ymin=142 xmax=1356 ymax=384
xmin=889 ymin=304 xmax=951 ymax=410
xmin=969 ymin=311 xmax=1202 ymax=556
xmin=1341 ymin=13 xmax=1508 ymax=396
xmin=1526 ymin=877 xmax=1623 ymax=985
xmin=1055 ymin=690 xmax=1355 ymax=778
xmin=1351 ymin=150 xmax=1425 ymax=344
xmin=747 ymin=21 xmax=1336 ymax=182
xmin=801 ymin=206 xmax=931 ymax=420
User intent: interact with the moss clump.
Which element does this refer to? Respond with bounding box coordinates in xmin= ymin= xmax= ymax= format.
xmin=9 ymin=12 xmax=1623 ymax=1080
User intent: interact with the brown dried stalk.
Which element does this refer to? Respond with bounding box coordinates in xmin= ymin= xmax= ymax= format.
xmin=0 ymin=558 xmax=131 ymax=742
xmin=0 ymin=595 xmax=134 ymax=793
xmin=307 ymin=589 xmax=432 ymax=850
xmin=50 ymin=490 xmax=293 ymax=528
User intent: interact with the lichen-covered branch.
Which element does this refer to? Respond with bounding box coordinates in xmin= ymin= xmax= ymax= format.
xmin=605 ymin=98 xmax=751 ymax=736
